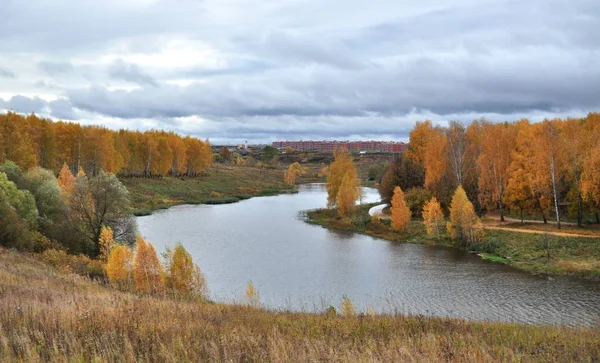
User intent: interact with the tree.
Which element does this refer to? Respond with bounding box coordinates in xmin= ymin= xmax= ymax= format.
xmin=284 ymin=162 xmax=306 ymax=185
xmin=447 ymin=186 xmax=483 ymax=246
xmin=379 ymin=155 xmax=424 ymax=204
xmin=58 ymin=163 xmax=75 ymax=194
xmin=326 ymin=147 xmax=359 ymax=207
xmin=261 ymin=145 xmax=280 ymax=165
xmin=165 ymin=243 xmax=207 ymax=298
xmin=336 ymin=173 xmax=360 ymax=217
xmin=404 ymin=187 xmax=433 ymax=217
xmin=477 ymin=122 xmax=518 ymax=221
xmin=219 ymin=146 xmax=232 ymax=162
xmin=106 ymin=245 xmax=133 ymax=286
xmin=423 ymin=197 xmax=444 ymax=239
xmin=391 ymin=186 xmax=411 ymax=231
xmin=530 ymin=120 xmax=563 ymax=228
xmin=68 ymin=170 xmax=132 ymax=256
xmin=133 ymin=236 xmax=164 ymax=294
xmin=0 ymin=172 xmax=38 ymax=227
xmin=98 ymin=226 xmax=115 ymax=262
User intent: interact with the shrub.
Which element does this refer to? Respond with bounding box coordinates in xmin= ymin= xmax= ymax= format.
xmin=41 ymin=249 xmax=106 ymax=279
xmin=471 ymin=237 xmax=504 ymax=254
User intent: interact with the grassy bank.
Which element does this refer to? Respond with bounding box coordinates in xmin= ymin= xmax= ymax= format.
xmin=122 ymin=166 xmax=295 ymax=215
xmin=306 ymin=206 xmax=600 ymax=280
xmin=1 ymin=249 xmax=599 ymax=362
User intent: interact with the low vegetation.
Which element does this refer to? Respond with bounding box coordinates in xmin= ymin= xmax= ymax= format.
xmin=1 ymin=249 xmax=599 ymax=362
xmin=122 ymin=165 xmax=294 ymax=213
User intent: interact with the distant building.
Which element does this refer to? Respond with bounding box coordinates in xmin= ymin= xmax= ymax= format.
xmin=272 ymin=140 xmax=408 ymax=153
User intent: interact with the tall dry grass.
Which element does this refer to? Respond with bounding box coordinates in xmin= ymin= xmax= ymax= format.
xmin=1 ymin=249 xmax=599 ymax=362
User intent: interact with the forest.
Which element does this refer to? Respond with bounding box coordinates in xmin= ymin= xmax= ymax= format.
xmin=377 ymin=113 xmax=600 ymax=228
xmin=0 ymin=112 xmax=213 ymax=178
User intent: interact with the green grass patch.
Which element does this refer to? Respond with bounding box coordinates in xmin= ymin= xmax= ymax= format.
xmin=479 ymin=253 xmax=508 ymax=264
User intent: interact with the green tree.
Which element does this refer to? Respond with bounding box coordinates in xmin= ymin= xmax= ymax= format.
xmin=68 ymin=170 xmax=133 ymax=257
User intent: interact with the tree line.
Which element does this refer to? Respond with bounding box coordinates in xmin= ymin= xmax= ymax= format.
xmin=0 ymin=112 xmax=212 ymax=178
xmin=380 ymin=113 xmax=600 ymax=228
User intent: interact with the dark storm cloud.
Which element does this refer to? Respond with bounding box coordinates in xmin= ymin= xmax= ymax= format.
xmin=108 ymin=59 xmax=158 ymax=87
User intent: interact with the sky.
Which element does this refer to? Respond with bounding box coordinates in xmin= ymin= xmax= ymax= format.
xmin=1 ymin=0 xmax=598 ymax=144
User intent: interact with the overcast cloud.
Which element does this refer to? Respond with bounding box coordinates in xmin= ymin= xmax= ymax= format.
xmin=1 ymin=0 xmax=598 ymax=144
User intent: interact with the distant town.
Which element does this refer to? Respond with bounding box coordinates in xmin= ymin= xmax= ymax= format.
xmin=272 ymin=140 xmax=408 ymax=153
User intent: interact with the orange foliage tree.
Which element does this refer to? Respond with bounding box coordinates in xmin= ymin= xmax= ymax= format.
xmin=422 ymin=197 xmax=444 ymax=239
xmin=106 ymin=245 xmax=133 ymax=286
xmin=133 ymin=236 xmax=164 ymax=294
xmin=447 ymin=186 xmax=483 ymax=246
xmin=326 ymin=147 xmax=359 ymax=209
xmin=390 ymin=186 xmax=411 ymax=231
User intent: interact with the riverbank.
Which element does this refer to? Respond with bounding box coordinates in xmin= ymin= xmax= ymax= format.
xmin=122 ymin=166 xmax=296 ymax=216
xmin=1 ymin=249 xmax=598 ymax=362
xmin=306 ymin=205 xmax=600 ymax=280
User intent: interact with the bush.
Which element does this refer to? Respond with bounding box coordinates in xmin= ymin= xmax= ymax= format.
xmin=209 ymin=191 xmax=223 ymax=198
xmin=471 ymin=237 xmax=504 ymax=254
xmin=41 ymin=249 xmax=106 ymax=279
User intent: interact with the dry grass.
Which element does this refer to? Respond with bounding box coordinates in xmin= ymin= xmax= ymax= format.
xmin=1 ymin=249 xmax=599 ymax=362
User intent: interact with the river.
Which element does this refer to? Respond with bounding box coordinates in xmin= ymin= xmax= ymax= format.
xmin=137 ymin=184 xmax=600 ymax=327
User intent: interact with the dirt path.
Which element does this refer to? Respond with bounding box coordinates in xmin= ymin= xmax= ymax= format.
xmin=486 ymin=214 xmax=578 ymax=226
xmin=482 ymin=225 xmax=598 ymax=238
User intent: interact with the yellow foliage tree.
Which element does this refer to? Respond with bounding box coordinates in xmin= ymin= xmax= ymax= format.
xmin=447 ymin=186 xmax=484 ymax=246
xmin=133 ymin=236 xmax=164 ymax=294
xmin=106 ymin=245 xmax=133 ymax=286
xmin=422 ymin=197 xmax=444 ymax=239
xmin=284 ymin=162 xmax=306 ymax=185
xmin=98 ymin=226 xmax=115 ymax=262
xmin=326 ymin=147 xmax=359 ymax=207
xmin=57 ymin=163 xmax=75 ymax=195
xmin=390 ymin=186 xmax=411 ymax=231
xmin=166 ymin=243 xmax=207 ymax=298
xmin=336 ymin=173 xmax=360 ymax=217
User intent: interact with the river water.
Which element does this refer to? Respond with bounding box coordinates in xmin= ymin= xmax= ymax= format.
xmin=137 ymin=184 xmax=600 ymax=327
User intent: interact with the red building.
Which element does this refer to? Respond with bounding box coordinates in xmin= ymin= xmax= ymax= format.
xmin=272 ymin=140 xmax=407 ymax=153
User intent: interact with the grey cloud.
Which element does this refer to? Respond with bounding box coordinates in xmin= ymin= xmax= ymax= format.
xmin=49 ymin=98 xmax=77 ymax=120
xmin=108 ymin=59 xmax=157 ymax=86
xmin=1 ymin=95 xmax=48 ymax=114
xmin=0 ymin=66 xmax=16 ymax=78
xmin=2 ymin=0 xmax=600 ymax=143
xmin=38 ymin=61 xmax=74 ymax=75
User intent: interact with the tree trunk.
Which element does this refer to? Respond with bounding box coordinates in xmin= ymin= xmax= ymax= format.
xmin=500 ymin=208 xmax=505 ymax=222
xmin=520 ymin=208 xmax=524 ymax=223
xmin=550 ymin=157 xmax=561 ymax=229
xmin=577 ymin=192 xmax=583 ymax=227
xmin=596 ymin=212 xmax=599 ymax=224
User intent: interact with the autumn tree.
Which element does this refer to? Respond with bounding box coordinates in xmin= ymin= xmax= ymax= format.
xmin=532 ymin=120 xmax=563 ymax=228
xmin=340 ymin=296 xmax=356 ymax=317
xmin=133 ymin=236 xmax=164 ymax=294
xmin=477 ymin=122 xmax=518 ymax=221
xmin=337 ymin=173 xmax=360 ymax=217
xmin=391 ymin=186 xmax=411 ymax=231
xmin=106 ymin=245 xmax=133 ymax=286
xmin=98 ymin=226 xmax=115 ymax=262
xmin=165 ymin=242 xmax=207 ymax=298
xmin=326 ymin=147 xmax=359 ymax=208
xmin=284 ymin=162 xmax=306 ymax=185
xmin=447 ymin=186 xmax=483 ymax=246
xmin=423 ymin=197 xmax=444 ymax=239
xmin=245 ymin=281 xmax=260 ymax=307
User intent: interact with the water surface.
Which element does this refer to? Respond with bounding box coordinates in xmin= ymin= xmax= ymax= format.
xmin=137 ymin=184 xmax=600 ymax=327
